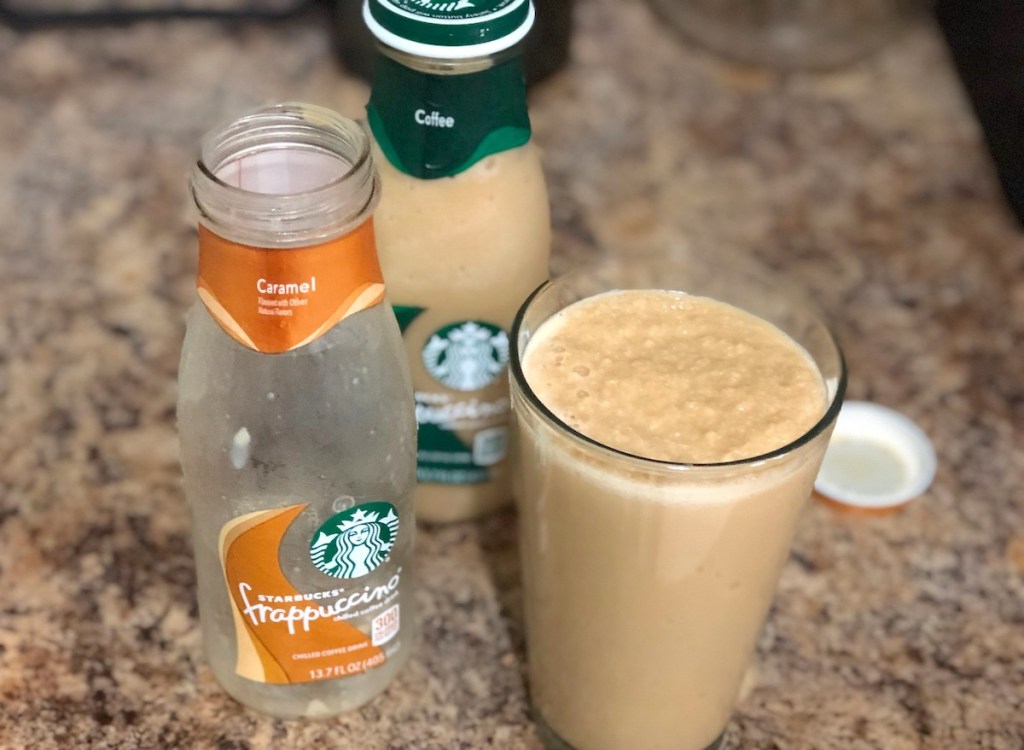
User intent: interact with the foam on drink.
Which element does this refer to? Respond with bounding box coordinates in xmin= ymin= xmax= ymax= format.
xmin=523 ymin=290 xmax=825 ymax=465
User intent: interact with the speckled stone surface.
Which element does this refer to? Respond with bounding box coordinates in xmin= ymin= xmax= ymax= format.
xmin=0 ymin=1 xmax=1022 ymax=748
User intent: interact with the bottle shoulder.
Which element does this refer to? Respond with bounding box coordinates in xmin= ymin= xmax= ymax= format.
xmin=371 ymin=140 xmax=550 ymax=302
xmin=373 ymin=140 xmax=547 ymax=195
xmin=371 ymin=141 xmax=550 ymax=249
xmin=179 ymin=302 xmax=411 ymax=386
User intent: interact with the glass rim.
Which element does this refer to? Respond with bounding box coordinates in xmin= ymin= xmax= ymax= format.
xmin=194 ymin=143 xmax=369 ymax=202
xmin=509 ymin=278 xmax=849 ymax=471
xmin=193 ymin=103 xmax=372 ymax=200
xmin=190 ymin=102 xmax=379 ymax=248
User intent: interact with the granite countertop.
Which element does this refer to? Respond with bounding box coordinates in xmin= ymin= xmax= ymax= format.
xmin=1 ymin=1 xmax=1022 ymax=748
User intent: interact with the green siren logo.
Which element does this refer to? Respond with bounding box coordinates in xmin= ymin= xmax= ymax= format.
xmin=310 ymin=502 xmax=399 ymax=579
xmin=422 ymin=320 xmax=509 ymax=392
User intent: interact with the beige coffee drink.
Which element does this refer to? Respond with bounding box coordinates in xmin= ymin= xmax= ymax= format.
xmin=365 ymin=0 xmax=551 ymax=523
xmin=512 ymin=286 xmax=843 ymax=750
xmin=374 ymin=146 xmax=550 ymax=522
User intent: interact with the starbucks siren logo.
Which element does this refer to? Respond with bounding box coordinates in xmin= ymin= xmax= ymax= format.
xmin=310 ymin=502 xmax=399 ymax=579
xmin=422 ymin=320 xmax=509 ymax=391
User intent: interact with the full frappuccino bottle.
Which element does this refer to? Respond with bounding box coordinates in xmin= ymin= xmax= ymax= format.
xmin=178 ymin=103 xmax=417 ymax=718
xmin=363 ymin=0 xmax=551 ymax=523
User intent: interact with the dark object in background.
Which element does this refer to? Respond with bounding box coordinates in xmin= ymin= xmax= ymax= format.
xmin=333 ymin=0 xmax=573 ymax=87
xmin=936 ymin=0 xmax=1024 ymax=227
xmin=0 ymin=0 xmax=571 ymax=87
xmin=0 ymin=0 xmax=310 ymax=25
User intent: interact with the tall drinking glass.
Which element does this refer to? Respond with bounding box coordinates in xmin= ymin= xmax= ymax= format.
xmin=509 ymin=254 xmax=846 ymax=750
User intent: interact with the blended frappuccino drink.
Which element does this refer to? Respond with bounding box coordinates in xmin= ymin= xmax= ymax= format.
xmin=511 ymin=280 xmax=844 ymax=750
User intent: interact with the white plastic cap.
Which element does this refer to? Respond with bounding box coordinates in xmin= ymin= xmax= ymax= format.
xmin=814 ymin=400 xmax=937 ymax=511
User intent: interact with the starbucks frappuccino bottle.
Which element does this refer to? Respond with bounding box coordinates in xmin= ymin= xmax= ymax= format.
xmin=178 ymin=103 xmax=416 ymax=718
xmin=363 ymin=0 xmax=552 ymax=523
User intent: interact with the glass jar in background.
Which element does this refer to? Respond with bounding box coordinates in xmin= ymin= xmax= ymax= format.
xmin=646 ymin=0 xmax=925 ymax=70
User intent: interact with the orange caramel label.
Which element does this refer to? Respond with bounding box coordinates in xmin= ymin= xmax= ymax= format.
xmin=197 ymin=221 xmax=385 ymax=353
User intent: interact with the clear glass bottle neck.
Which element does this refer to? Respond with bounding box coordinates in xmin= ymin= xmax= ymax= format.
xmin=376 ymin=42 xmax=520 ymax=75
xmin=191 ymin=103 xmax=379 ymax=249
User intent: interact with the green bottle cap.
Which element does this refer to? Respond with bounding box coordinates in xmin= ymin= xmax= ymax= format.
xmin=363 ymin=0 xmax=535 ymax=60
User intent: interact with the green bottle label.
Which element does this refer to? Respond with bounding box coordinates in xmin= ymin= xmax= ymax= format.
xmin=394 ymin=305 xmax=511 ymax=485
xmin=367 ymin=55 xmax=531 ymax=179
xmin=416 ymin=319 xmax=510 ymax=485
xmin=393 ymin=304 xmax=426 ymax=334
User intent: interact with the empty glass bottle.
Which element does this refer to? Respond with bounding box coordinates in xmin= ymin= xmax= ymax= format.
xmin=178 ymin=102 xmax=416 ymax=718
